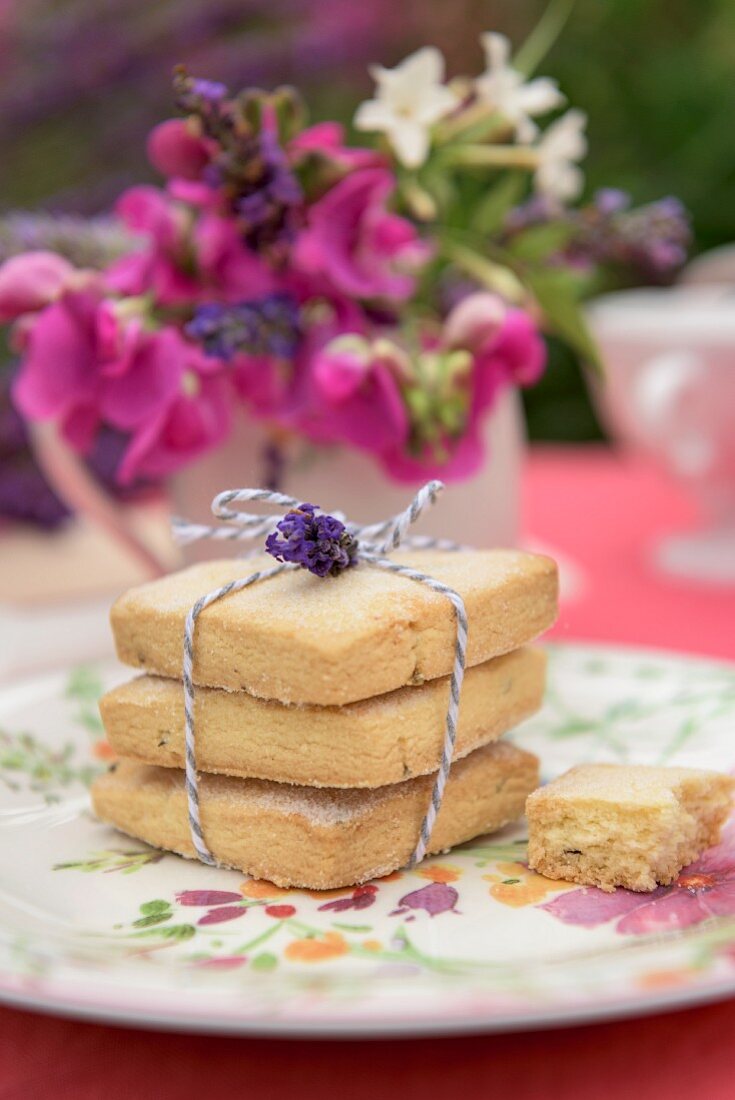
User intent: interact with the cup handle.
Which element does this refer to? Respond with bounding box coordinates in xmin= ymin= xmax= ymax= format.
xmin=631 ymin=349 xmax=704 ymax=439
xmin=29 ymin=421 xmax=170 ymax=579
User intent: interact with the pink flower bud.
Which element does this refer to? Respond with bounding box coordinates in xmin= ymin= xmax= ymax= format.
xmin=313 ymin=335 xmax=372 ymax=403
xmin=443 ymin=291 xmax=507 ymax=352
xmin=147 ymin=119 xmax=212 ymax=180
xmin=0 ymin=251 xmax=76 ymax=322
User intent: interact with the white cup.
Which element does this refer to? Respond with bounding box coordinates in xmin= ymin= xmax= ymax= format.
xmin=586 ymin=285 xmax=735 ymax=584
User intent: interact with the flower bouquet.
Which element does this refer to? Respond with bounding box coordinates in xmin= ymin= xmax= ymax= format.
xmin=0 ymin=25 xmax=689 ymax=538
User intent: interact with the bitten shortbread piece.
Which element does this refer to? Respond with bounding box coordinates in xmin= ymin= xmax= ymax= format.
xmin=100 ymin=648 xmax=545 ymax=788
xmin=111 ymin=549 xmax=557 ymax=706
xmin=92 ymin=741 xmax=539 ymax=889
xmin=527 ymin=763 xmax=735 ymax=893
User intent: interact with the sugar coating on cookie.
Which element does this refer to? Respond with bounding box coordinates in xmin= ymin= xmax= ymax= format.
xmin=526 ymin=763 xmax=735 ymax=893
xmin=110 ymin=549 xmax=558 ymax=706
xmin=92 ymin=741 xmax=540 ymax=889
xmin=100 ymin=647 xmax=546 ymax=788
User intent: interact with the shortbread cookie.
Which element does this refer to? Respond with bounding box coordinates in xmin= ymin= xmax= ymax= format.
xmin=92 ymin=741 xmax=539 ymax=888
xmin=527 ymin=763 xmax=735 ymax=893
xmin=100 ymin=647 xmax=545 ymax=788
xmin=111 ymin=549 xmax=557 ymax=705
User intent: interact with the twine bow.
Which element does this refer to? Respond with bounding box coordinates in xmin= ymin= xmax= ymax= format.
xmin=172 ymin=480 xmax=468 ymax=870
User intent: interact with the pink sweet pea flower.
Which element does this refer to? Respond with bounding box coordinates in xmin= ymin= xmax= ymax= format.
xmin=106 ymin=186 xmax=199 ymax=304
xmin=0 ymin=251 xmax=77 ymax=322
xmin=117 ymin=332 xmax=231 ymax=483
xmin=230 ymin=290 xmax=368 ymax=427
xmin=442 ymin=292 xmax=507 ymax=355
xmin=306 ymin=334 xmax=409 ymax=453
xmin=444 ymin=291 xmax=546 ymax=387
xmin=107 ymin=186 xmax=277 ymax=306
xmin=195 ymin=212 xmax=279 ymax=302
xmin=12 ymin=289 xmax=182 ymax=453
xmin=383 ymin=298 xmax=546 ymax=483
xmin=290 ymin=122 xmax=384 ymax=170
xmin=293 ymin=167 xmax=429 ymax=301
xmin=147 ymin=119 xmax=214 ymax=180
xmin=11 ymin=282 xmax=230 ymax=486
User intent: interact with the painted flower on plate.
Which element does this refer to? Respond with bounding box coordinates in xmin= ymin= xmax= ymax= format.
xmin=318 ymin=884 xmax=378 ymax=913
xmin=542 ymin=818 xmax=735 ymax=934
xmin=484 ymin=862 xmax=572 ymax=908
xmin=390 ymin=881 xmax=460 ymax=917
xmin=285 ymin=931 xmax=349 ymax=963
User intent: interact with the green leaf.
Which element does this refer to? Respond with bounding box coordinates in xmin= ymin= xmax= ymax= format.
xmin=471 ymin=172 xmax=527 ymax=235
xmin=132 ymin=924 xmax=196 ymax=941
xmin=139 ymin=899 xmax=171 ymax=916
xmin=331 ymin=923 xmax=373 ymax=933
xmin=251 ymin=952 xmax=278 ymax=971
xmin=132 ymin=913 xmax=172 ymax=929
xmin=65 ymin=666 xmax=103 ymax=702
xmin=77 ymin=711 xmax=104 ymax=735
xmin=551 ymin=718 xmax=592 ymax=738
xmin=508 ymin=222 xmax=575 ymax=262
xmin=525 ymin=270 xmax=603 ymax=374
xmin=444 ymin=241 xmax=526 ymax=302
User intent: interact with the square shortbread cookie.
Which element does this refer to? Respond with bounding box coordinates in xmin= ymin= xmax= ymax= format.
xmin=110 ymin=549 xmax=557 ymax=706
xmin=100 ymin=647 xmax=546 ymax=788
xmin=527 ymin=763 xmax=735 ymax=893
xmin=92 ymin=741 xmax=539 ymax=889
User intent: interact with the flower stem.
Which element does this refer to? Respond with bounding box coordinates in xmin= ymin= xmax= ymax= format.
xmin=258 ymin=434 xmax=286 ymax=492
xmin=515 ymin=0 xmax=577 ymax=76
xmin=437 ymin=105 xmax=509 ymax=144
xmin=441 ymin=240 xmax=527 ymax=303
xmin=232 ymin=921 xmax=284 ymax=956
xmin=442 ymin=145 xmax=539 ymax=170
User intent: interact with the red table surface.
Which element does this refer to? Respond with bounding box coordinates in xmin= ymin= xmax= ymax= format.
xmin=2 ymin=445 xmax=735 ymax=1100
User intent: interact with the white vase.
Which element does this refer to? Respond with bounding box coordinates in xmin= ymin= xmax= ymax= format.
xmin=171 ymin=388 xmax=525 ymax=558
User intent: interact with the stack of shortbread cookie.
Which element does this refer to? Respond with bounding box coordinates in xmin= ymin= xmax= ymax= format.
xmin=92 ymin=549 xmax=558 ymax=888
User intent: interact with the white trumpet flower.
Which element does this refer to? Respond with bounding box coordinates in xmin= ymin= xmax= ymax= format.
xmin=354 ymin=47 xmax=460 ymax=169
xmin=534 ymin=109 xmax=588 ymax=202
xmin=475 ymin=32 xmax=565 ymax=144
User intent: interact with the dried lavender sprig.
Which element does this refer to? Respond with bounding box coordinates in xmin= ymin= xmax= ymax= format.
xmin=265 ymin=502 xmax=359 ymax=577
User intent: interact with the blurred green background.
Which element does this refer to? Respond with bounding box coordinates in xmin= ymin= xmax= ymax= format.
xmin=2 ymin=0 xmax=734 ymax=441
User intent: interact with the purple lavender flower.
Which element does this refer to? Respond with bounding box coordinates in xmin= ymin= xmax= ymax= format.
xmin=236 ymin=126 xmax=303 ymax=253
xmin=503 ymin=188 xmax=690 ymax=284
xmin=265 ymin=503 xmax=358 ymax=578
xmin=173 ymin=70 xmax=229 ymax=116
xmin=186 ymin=292 xmax=300 ymax=360
xmin=172 ymin=69 xmax=303 ymax=256
xmin=616 ymin=196 xmax=690 ymax=279
xmin=190 ymin=78 xmax=228 ymax=103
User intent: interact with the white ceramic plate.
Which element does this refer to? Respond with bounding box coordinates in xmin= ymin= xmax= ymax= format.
xmin=1 ymin=643 xmax=735 ymax=1037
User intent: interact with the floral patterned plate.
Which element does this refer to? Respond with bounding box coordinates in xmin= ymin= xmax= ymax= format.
xmin=1 ymin=643 xmax=735 ymax=1037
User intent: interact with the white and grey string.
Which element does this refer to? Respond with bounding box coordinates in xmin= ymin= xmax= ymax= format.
xmin=173 ymin=479 xmax=467 ymax=870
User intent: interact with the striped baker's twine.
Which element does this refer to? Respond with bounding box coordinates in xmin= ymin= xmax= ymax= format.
xmin=181 ymin=561 xmax=297 ymax=864
xmin=174 ymin=480 xmax=467 ymax=869
xmin=364 ymin=555 xmax=468 ymax=866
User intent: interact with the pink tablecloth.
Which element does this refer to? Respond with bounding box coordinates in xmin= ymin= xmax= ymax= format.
xmin=528 ymin=446 xmax=735 ymax=660
xmin=1 ymin=445 xmax=734 ymax=1100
